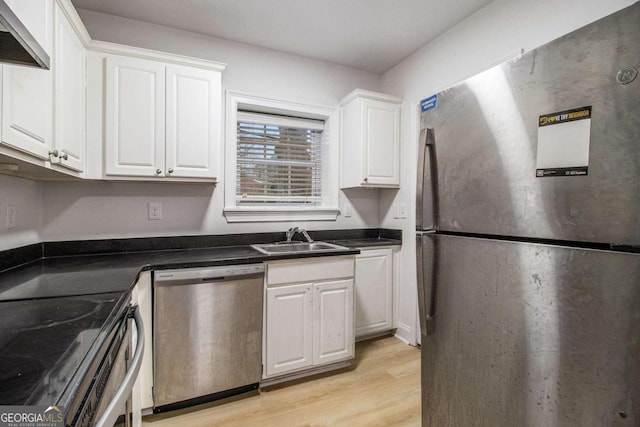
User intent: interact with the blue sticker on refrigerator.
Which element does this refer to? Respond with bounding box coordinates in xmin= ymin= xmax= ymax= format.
xmin=420 ymin=95 xmax=437 ymax=112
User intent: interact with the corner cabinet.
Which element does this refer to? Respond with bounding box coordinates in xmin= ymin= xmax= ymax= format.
xmin=53 ymin=1 xmax=86 ymax=173
xmin=263 ymin=256 xmax=355 ymax=382
xmin=355 ymin=247 xmax=394 ymax=339
xmin=340 ymin=89 xmax=401 ymax=188
xmin=103 ymin=54 xmax=223 ymax=180
xmin=0 ymin=0 xmax=88 ymax=178
xmin=1 ymin=0 xmax=54 ymax=161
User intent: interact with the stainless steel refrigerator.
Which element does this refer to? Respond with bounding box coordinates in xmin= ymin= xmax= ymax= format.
xmin=416 ymin=3 xmax=640 ymax=426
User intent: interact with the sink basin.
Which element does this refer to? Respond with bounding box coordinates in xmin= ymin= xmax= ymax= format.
xmin=251 ymin=241 xmax=348 ymax=255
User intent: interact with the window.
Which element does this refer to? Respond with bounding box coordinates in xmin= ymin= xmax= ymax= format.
xmin=224 ymin=92 xmax=339 ymax=222
xmin=236 ymin=112 xmax=323 ymax=206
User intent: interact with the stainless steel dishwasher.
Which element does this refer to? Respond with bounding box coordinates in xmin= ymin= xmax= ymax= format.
xmin=152 ymin=264 xmax=264 ymax=412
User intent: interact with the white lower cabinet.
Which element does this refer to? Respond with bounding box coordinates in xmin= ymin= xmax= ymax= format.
xmin=355 ymin=247 xmax=393 ymax=338
xmin=265 ymin=283 xmax=313 ymax=377
xmin=263 ymin=256 xmax=355 ymax=380
xmin=313 ymin=279 xmax=354 ymax=365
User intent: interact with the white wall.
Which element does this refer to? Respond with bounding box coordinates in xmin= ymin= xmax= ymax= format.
xmin=77 ymin=9 xmax=380 ymax=108
xmin=40 ymin=10 xmax=382 ymax=242
xmin=0 ymin=175 xmax=43 ymax=250
xmin=380 ymin=0 xmax=637 ymax=345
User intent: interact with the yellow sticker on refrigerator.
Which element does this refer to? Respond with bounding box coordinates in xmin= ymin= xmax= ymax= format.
xmin=536 ymin=106 xmax=591 ymax=177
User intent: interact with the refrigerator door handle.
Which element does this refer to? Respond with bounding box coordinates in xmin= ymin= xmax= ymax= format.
xmin=416 ymin=128 xmax=439 ymax=231
xmin=416 ymin=232 xmax=437 ymax=336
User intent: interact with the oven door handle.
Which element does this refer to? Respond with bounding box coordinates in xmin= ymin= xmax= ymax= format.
xmin=95 ymin=305 xmax=145 ymax=427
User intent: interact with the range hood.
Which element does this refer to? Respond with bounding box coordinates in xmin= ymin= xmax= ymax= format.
xmin=0 ymin=0 xmax=49 ymax=69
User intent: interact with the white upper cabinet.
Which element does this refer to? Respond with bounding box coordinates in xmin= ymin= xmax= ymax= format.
xmin=5 ymin=0 xmax=53 ymax=56
xmin=1 ymin=0 xmax=54 ymax=161
xmin=53 ymin=2 xmax=86 ymax=172
xmin=165 ymin=65 xmax=220 ymax=178
xmin=340 ymin=89 xmax=401 ymax=188
xmin=105 ymin=55 xmax=166 ymax=177
xmin=0 ymin=0 xmax=89 ymax=178
xmin=101 ymin=51 xmax=224 ymax=181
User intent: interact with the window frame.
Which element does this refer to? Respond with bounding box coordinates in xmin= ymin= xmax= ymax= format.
xmin=224 ymin=91 xmax=340 ymax=222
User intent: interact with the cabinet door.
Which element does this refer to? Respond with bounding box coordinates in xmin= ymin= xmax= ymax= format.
xmin=53 ymin=3 xmax=85 ymax=172
xmin=313 ymin=279 xmax=354 ymax=366
xmin=1 ymin=0 xmax=53 ymax=161
xmin=5 ymin=0 xmax=53 ymax=55
xmin=265 ymin=283 xmax=313 ymax=377
xmin=362 ymin=98 xmax=400 ymax=186
xmin=355 ymin=248 xmax=393 ymax=337
xmin=165 ymin=65 xmax=220 ymax=179
xmin=105 ymin=56 xmax=165 ymax=177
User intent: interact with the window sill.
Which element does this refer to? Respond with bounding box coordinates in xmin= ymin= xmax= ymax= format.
xmin=223 ymin=207 xmax=340 ymax=223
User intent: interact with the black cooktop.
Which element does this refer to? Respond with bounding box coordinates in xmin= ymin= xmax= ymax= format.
xmin=0 ymin=293 xmax=123 ymax=406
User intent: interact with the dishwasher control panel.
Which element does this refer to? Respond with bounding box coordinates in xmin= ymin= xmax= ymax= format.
xmin=154 ymin=264 xmax=265 ymax=285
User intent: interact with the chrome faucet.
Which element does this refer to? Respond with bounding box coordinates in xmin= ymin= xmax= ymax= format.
xmin=298 ymin=228 xmax=314 ymax=243
xmin=285 ymin=227 xmax=314 ymax=243
xmin=286 ymin=227 xmax=299 ymax=243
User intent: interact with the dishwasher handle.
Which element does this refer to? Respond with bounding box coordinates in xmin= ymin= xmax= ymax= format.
xmin=154 ymin=264 xmax=265 ymax=286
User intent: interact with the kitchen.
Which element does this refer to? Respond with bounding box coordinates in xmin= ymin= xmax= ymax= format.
xmin=0 ymin=0 xmax=638 ymax=426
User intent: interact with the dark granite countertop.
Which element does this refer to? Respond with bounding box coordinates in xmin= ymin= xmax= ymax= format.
xmin=327 ymin=238 xmax=401 ymax=248
xmin=0 ymin=244 xmax=363 ymax=302
xmin=0 ymin=228 xmax=402 ymax=301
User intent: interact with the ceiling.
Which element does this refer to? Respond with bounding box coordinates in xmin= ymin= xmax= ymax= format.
xmin=71 ymin=0 xmax=493 ymax=74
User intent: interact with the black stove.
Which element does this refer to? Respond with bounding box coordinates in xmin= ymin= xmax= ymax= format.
xmin=0 ymin=292 xmax=127 ymax=424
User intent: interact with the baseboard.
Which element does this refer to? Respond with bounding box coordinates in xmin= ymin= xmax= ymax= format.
xmin=394 ymin=322 xmax=416 ymax=346
xmin=355 ymin=329 xmax=395 ymax=342
xmin=260 ymin=360 xmax=351 ymax=387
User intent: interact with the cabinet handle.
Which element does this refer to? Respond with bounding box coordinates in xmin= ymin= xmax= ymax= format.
xmin=167 ymin=168 xmax=174 ymax=174
xmin=48 ymin=150 xmax=59 ymax=158
xmin=363 ymin=177 xmax=368 ymax=182
xmin=155 ymin=169 xmax=162 ymax=175
xmin=59 ymin=153 xmax=68 ymax=161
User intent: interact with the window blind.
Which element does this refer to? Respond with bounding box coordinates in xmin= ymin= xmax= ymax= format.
xmin=236 ymin=111 xmax=324 ymax=205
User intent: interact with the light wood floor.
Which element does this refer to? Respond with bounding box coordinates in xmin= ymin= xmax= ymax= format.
xmin=143 ymin=336 xmax=421 ymax=427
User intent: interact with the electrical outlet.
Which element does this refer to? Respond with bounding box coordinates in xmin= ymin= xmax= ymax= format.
xmin=7 ymin=205 xmax=16 ymax=229
xmin=399 ymin=203 xmax=408 ymax=219
xmin=148 ymin=202 xmax=163 ymax=220
xmin=343 ymin=203 xmax=352 ymax=218
xmin=393 ymin=203 xmax=407 ymax=219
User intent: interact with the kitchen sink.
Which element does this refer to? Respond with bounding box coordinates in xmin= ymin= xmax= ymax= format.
xmin=251 ymin=241 xmax=348 ymax=255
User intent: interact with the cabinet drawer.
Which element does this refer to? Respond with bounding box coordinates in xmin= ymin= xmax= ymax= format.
xmin=266 ymin=256 xmax=354 ymax=286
